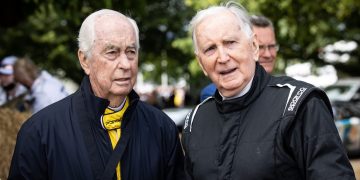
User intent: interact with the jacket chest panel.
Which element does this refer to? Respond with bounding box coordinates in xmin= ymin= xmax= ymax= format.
xmin=188 ymin=88 xmax=289 ymax=179
xmin=226 ymin=91 xmax=286 ymax=178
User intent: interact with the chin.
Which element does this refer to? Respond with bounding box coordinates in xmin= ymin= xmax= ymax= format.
xmin=218 ymin=87 xmax=237 ymax=97
xmin=220 ymin=84 xmax=245 ymax=97
xmin=111 ymin=88 xmax=131 ymax=96
xmin=224 ymin=90 xmax=240 ymax=98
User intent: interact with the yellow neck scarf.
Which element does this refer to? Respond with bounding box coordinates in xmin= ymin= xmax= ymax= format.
xmin=101 ymin=98 xmax=129 ymax=130
xmin=101 ymin=97 xmax=129 ymax=180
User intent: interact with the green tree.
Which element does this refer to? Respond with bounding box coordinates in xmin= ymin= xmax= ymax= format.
xmin=241 ymin=0 xmax=360 ymax=76
xmin=1 ymin=0 xmax=360 ymax=97
xmin=0 ymin=0 xmax=194 ymax=85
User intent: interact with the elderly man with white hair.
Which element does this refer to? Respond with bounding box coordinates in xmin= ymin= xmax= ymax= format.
xmin=9 ymin=9 xmax=184 ymax=180
xmin=182 ymin=1 xmax=354 ymax=180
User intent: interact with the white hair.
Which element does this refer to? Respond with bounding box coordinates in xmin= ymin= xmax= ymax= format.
xmin=77 ymin=9 xmax=140 ymax=58
xmin=189 ymin=1 xmax=253 ymax=53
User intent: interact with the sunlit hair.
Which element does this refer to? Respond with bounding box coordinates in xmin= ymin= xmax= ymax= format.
xmin=250 ymin=15 xmax=274 ymax=30
xmin=77 ymin=9 xmax=140 ymax=58
xmin=189 ymin=1 xmax=253 ymax=53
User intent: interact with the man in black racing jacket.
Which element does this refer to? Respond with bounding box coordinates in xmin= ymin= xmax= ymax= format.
xmin=182 ymin=1 xmax=355 ymax=180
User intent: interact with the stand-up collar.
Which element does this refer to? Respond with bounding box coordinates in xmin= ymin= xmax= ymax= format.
xmin=214 ymin=63 xmax=271 ymax=113
xmin=79 ymin=76 xmax=140 ymax=129
xmin=79 ymin=76 xmax=109 ymax=128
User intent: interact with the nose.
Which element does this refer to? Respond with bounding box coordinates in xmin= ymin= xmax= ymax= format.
xmin=261 ymin=48 xmax=272 ymax=57
xmin=217 ymin=47 xmax=230 ymax=63
xmin=117 ymin=53 xmax=130 ymax=69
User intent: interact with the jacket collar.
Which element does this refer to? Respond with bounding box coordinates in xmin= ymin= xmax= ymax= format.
xmin=79 ymin=76 xmax=139 ymax=128
xmin=214 ymin=62 xmax=271 ymax=113
xmin=80 ymin=76 xmax=109 ymax=121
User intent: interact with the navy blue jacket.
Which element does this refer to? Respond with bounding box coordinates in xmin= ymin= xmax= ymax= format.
xmin=9 ymin=76 xmax=184 ymax=180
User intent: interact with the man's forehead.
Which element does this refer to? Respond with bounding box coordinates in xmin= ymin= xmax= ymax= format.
xmin=95 ymin=39 xmax=136 ymax=48
xmin=253 ymin=27 xmax=275 ymax=42
xmin=94 ymin=14 xmax=132 ymax=30
xmin=196 ymin=15 xmax=243 ymax=39
xmin=94 ymin=19 xmax=136 ymax=43
xmin=197 ymin=12 xmax=241 ymax=31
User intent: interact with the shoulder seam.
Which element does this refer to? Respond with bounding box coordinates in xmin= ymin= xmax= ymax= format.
xmin=187 ymin=98 xmax=210 ymax=132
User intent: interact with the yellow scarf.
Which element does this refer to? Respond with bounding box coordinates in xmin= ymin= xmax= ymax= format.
xmin=101 ymin=97 xmax=129 ymax=180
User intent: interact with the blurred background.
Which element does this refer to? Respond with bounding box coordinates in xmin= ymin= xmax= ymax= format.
xmin=1 ymin=0 xmax=360 ymax=178
xmin=1 ymin=0 xmax=359 ymax=98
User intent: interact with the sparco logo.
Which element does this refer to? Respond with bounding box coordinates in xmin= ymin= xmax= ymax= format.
xmin=288 ymin=87 xmax=307 ymax=111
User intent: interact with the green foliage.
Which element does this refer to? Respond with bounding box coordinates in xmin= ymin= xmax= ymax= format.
xmin=0 ymin=0 xmax=360 ymax=94
xmin=235 ymin=0 xmax=360 ymax=76
xmin=0 ymin=0 xmax=195 ymax=84
xmin=184 ymin=0 xmax=222 ymax=10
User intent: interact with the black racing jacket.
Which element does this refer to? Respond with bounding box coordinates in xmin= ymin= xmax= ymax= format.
xmin=182 ymin=64 xmax=355 ymax=180
xmin=9 ymin=76 xmax=184 ymax=180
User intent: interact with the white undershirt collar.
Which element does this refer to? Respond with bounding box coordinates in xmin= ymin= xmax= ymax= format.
xmin=108 ymin=97 xmax=127 ymax=111
xmin=220 ymin=76 xmax=254 ymax=100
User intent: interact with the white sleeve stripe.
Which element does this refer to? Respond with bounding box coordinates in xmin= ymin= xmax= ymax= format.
xmin=190 ymin=97 xmax=211 ymax=132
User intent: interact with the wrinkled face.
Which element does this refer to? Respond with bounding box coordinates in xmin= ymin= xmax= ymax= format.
xmin=253 ymin=26 xmax=277 ymax=73
xmin=79 ymin=15 xmax=138 ymax=101
xmin=195 ymin=11 xmax=258 ymax=97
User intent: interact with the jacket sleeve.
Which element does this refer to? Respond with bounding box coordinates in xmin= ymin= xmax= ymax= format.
xmin=182 ymin=111 xmax=194 ymax=180
xmin=8 ymin=120 xmax=48 ymax=180
xmin=182 ymin=132 xmax=194 ymax=180
xmin=288 ymin=92 xmax=355 ymax=179
xmin=164 ymin=118 xmax=185 ymax=180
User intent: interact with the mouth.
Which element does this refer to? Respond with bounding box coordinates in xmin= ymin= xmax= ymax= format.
xmin=114 ymin=77 xmax=131 ymax=85
xmin=116 ymin=77 xmax=130 ymax=81
xmin=219 ymin=68 xmax=236 ymax=75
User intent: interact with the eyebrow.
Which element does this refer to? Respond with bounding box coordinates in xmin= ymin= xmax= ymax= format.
xmin=103 ymin=42 xmax=137 ymax=51
xmin=104 ymin=44 xmax=119 ymax=51
xmin=127 ymin=44 xmax=137 ymax=49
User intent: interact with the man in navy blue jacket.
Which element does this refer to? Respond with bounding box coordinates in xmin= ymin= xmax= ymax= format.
xmin=8 ymin=9 xmax=184 ymax=180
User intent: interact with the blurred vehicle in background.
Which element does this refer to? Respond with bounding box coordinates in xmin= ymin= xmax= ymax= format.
xmin=324 ymin=78 xmax=360 ymax=156
xmin=163 ymin=107 xmax=192 ymax=131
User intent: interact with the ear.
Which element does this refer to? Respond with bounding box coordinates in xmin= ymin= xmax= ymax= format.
xmin=195 ymin=52 xmax=208 ymax=77
xmin=78 ymin=50 xmax=91 ymax=75
xmin=252 ymin=34 xmax=259 ymax=61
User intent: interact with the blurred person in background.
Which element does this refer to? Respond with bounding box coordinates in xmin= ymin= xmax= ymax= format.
xmin=12 ymin=57 xmax=68 ymax=114
xmin=0 ymin=57 xmax=31 ymax=179
xmin=182 ymin=1 xmax=354 ymax=179
xmin=166 ymin=87 xmax=193 ymax=108
xmin=199 ymin=14 xmax=278 ymax=101
xmin=199 ymin=82 xmax=216 ymax=102
xmin=146 ymin=89 xmax=163 ymax=109
xmin=9 ymin=9 xmax=183 ymax=180
xmin=0 ymin=56 xmax=27 ymax=107
xmin=250 ymin=14 xmax=278 ymax=73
